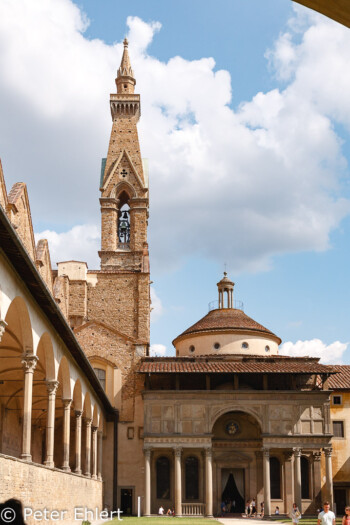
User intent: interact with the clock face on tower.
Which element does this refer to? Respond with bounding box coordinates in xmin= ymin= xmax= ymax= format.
xmin=226 ymin=421 xmax=240 ymax=435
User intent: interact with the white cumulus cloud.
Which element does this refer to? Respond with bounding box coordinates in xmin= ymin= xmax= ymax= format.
xmin=35 ymin=225 xmax=100 ymax=268
xmin=149 ymin=344 xmax=167 ymax=357
xmin=150 ymin=287 xmax=163 ymax=323
xmin=280 ymin=339 xmax=348 ymax=364
xmin=0 ymin=2 xmax=350 ymax=274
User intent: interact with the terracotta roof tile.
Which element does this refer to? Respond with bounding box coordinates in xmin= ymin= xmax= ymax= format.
xmin=139 ymin=356 xmax=334 ymax=374
xmin=328 ymin=365 xmax=350 ymax=390
xmin=173 ymin=308 xmax=281 ymax=345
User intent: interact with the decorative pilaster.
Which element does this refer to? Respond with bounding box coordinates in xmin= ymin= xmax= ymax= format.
xmin=84 ymin=417 xmax=92 ymax=477
xmin=74 ymin=410 xmax=83 ymax=474
xmin=44 ymin=380 xmax=59 ymax=467
xmin=97 ymin=430 xmax=103 ymax=481
xmin=144 ymin=448 xmax=152 ymax=517
xmin=324 ymin=403 xmax=331 ymax=434
xmin=262 ymin=448 xmax=271 ymax=516
xmin=324 ymin=447 xmax=333 ymax=505
xmin=91 ymin=426 xmax=98 ymax=479
xmin=283 ymin=450 xmax=294 ymax=514
xmin=21 ymin=354 xmax=38 ymax=461
xmin=293 ymin=448 xmax=302 ymax=511
xmin=205 ymin=448 xmax=213 ymax=518
xmin=174 ymin=447 xmax=182 ymax=517
xmin=255 ymin=451 xmax=264 ymax=509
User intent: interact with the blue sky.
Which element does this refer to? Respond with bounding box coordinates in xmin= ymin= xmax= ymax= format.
xmin=0 ymin=0 xmax=349 ymax=363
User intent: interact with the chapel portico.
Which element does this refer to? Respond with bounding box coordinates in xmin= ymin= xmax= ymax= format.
xmin=139 ymin=275 xmax=336 ymax=516
xmin=140 ymin=377 xmax=334 ymax=516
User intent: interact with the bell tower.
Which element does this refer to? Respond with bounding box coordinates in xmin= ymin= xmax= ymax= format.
xmin=99 ymin=38 xmax=149 ymax=272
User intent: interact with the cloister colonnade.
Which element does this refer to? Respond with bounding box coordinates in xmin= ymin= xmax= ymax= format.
xmin=143 ymin=443 xmax=334 ymax=517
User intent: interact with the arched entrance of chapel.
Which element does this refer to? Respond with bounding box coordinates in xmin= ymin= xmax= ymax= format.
xmin=211 ymin=410 xmax=262 ymax=515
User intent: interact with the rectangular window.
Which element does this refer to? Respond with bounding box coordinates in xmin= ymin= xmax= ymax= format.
xmin=93 ymin=367 xmax=106 ymax=391
xmin=333 ymin=421 xmax=344 ymax=438
xmin=333 ymin=395 xmax=342 ymax=406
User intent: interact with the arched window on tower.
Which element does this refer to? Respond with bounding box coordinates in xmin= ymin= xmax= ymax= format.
xmin=301 ymin=456 xmax=310 ymax=499
xmin=270 ymin=457 xmax=281 ymax=499
xmin=117 ymin=191 xmax=130 ymax=248
xmin=185 ymin=456 xmax=199 ymax=500
xmin=156 ymin=456 xmax=170 ymax=499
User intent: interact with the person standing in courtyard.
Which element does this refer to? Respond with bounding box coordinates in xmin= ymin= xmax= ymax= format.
xmin=318 ymin=501 xmax=336 ymax=525
xmin=342 ymin=506 xmax=350 ymax=525
xmin=290 ymin=502 xmax=301 ymax=525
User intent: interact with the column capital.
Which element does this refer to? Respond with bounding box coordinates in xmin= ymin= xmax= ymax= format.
xmin=75 ymin=409 xmax=83 ymax=418
xmin=46 ymin=380 xmax=59 ymax=395
xmin=255 ymin=450 xmax=263 ymax=459
xmin=174 ymin=446 xmax=182 ymax=457
xmin=0 ymin=319 xmax=7 ymax=341
xmin=283 ymin=450 xmax=294 ymax=461
xmin=144 ymin=447 xmax=152 ymax=458
xmin=84 ymin=417 xmax=92 ymax=427
xmin=62 ymin=398 xmax=72 ymax=409
xmin=262 ymin=447 xmax=270 ymax=458
xmin=313 ymin=451 xmax=322 ymax=462
xmin=323 ymin=446 xmax=333 ymax=457
xmin=204 ymin=447 xmax=213 ymax=458
xmin=293 ymin=447 xmax=302 ymax=457
xmin=92 ymin=425 xmax=98 ymax=433
xmin=22 ymin=354 xmax=38 ymax=373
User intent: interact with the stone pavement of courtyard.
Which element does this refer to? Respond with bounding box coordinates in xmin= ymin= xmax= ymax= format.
xmin=217 ymin=519 xmax=284 ymax=525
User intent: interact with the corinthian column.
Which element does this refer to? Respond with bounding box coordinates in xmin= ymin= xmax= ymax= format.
xmin=283 ymin=450 xmax=294 ymax=514
xmin=84 ymin=417 xmax=92 ymax=477
xmin=205 ymin=448 xmax=213 ymax=518
xmin=144 ymin=448 xmax=151 ymax=517
xmin=21 ymin=354 xmax=38 ymax=461
xmin=262 ymin=448 xmax=271 ymax=516
xmin=91 ymin=426 xmax=98 ymax=479
xmin=62 ymin=399 xmax=72 ymax=471
xmin=44 ymin=380 xmax=59 ymax=467
xmin=293 ymin=448 xmax=302 ymax=511
xmin=74 ymin=410 xmax=83 ymax=474
xmin=174 ymin=447 xmax=182 ymax=517
xmin=324 ymin=447 xmax=333 ymax=505
xmin=97 ymin=430 xmax=103 ymax=481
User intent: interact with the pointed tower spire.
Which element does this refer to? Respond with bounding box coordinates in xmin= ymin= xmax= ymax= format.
xmin=99 ymin=38 xmax=147 ymax=273
xmin=116 ymin=38 xmax=136 ymax=94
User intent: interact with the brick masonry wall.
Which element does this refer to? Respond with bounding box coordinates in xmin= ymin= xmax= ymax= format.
xmin=68 ymin=280 xmax=87 ymax=318
xmin=0 ymin=454 xmax=103 ymax=525
xmin=76 ymin=321 xmax=142 ymax=421
xmin=104 ymin=117 xmax=144 ymax=182
xmin=87 ymin=274 xmax=140 ymax=341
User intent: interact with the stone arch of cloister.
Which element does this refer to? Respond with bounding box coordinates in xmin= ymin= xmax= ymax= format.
xmin=0 ymin=289 xmax=105 ymax=479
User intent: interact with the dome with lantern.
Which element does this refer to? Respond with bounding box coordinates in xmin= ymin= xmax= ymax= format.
xmin=172 ymin=273 xmax=281 ymax=357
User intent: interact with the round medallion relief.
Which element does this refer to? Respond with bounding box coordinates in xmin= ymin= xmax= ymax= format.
xmin=225 ymin=421 xmax=240 ymax=435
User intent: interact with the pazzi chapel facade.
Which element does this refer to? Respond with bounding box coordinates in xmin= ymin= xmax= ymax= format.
xmin=1 ymin=40 xmax=350 ymax=521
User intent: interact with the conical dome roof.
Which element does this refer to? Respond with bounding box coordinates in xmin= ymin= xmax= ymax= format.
xmin=173 ymin=307 xmax=281 ymax=346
